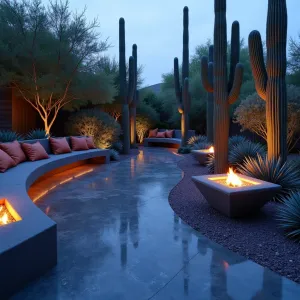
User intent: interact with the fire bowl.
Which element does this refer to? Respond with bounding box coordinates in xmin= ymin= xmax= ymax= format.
xmin=0 ymin=199 xmax=22 ymax=227
xmin=191 ymin=149 xmax=213 ymax=165
xmin=192 ymin=174 xmax=281 ymax=218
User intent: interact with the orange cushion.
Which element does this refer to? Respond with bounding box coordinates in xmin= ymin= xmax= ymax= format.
xmin=0 ymin=149 xmax=16 ymax=173
xmin=0 ymin=140 xmax=26 ymax=165
xmin=70 ymin=136 xmax=89 ymax=151
xmin=156 ymin=131 xmax=166 ymax=138
xmin=21 ymin=142 xmax=49 ymax=162
xmin=148 ymin=128 xmax=158 ymax=138
xmin=86 ymin=136 xmax=96 ymax=149
xmin=49 ymin=137 xmax=71 ymax=155
xmin=165 ymin=130 xmax=174 ymax=138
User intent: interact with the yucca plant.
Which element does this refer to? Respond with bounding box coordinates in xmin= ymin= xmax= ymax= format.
xmin=229 ymin=141 xmax=266 ymax=167
xmin=238 ymin=155 xmax=300 ymax=202
xmin=26 ymin=129 xmax=49 ymax=140
xmin=277 ymin=192 xmax=300 ymax=241
xmin=187 ymin=135 xmax=207 ymax=146
xmin=228 ymin=135 xmax=248 ymax=148
xmin=0 ymin=130 xmax=22 ymax=142
xmin=192 ymin=142 xmax=213 ymax=151
xmin=110 ymin=149 xmax=120 ymax=161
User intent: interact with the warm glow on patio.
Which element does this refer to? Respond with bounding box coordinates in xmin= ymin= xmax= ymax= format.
xmin=208 ymin=146 xmax=214 ymax=153
xmin=0 ymin=200 xmax=21 ymax=226
xmin=226 ymin=168 xmax=242 ymax=187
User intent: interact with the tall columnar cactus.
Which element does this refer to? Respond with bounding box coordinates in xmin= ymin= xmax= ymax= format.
xmin=201 ymin=0 xmax=244 ymax=174
xmin=119 ymin=18 xmax=136 ymax=154
xmin=206 ymin=45 xmax=214 ymax=143
xmin=248 ymin=0 xmax=288 ymax=162
xmin=174 ymin=6 xmax=191 ymax=147
xmin=130 ymin=44 xmax=139 ymax=148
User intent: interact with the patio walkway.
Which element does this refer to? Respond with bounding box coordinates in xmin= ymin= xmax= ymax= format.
xmin=13 ymin=148 xmax=300 ymax=300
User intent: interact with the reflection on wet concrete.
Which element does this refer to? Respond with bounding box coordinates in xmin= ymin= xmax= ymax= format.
xmin=13 ymin=148 xmax=300 ymax=300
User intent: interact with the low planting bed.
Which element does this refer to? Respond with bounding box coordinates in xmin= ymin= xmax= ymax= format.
xmin=169 ymin=153 xmax=300 ymax=283
xmin=0 ymin=137 xmax=109 ymax=298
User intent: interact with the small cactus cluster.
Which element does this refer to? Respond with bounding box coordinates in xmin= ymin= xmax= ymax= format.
xmin=201 ymin=0 xmax=244 ymax=174
xmin=248 ymin=0 xmax=288 ymax=162
xmin=119 ymin=18 xmax=138 ymax=154
xmin=174 ymin=6 xmax=191 ymax=147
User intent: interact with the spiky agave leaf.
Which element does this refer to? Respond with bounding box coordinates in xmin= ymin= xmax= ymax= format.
xmin=228 ymin=135 xmax=248 ymax=148
xmin=111 ymin=141 xmax=123 ymax=152
xmin=229 ymin=140 xmax=266 ymax=166
xmin=192 ymin=142 xmax=213 ymax=151
xmin=26 ymin=129 xmax=49 ymax=140
xmin=206 ymin=153 xmax=215 ymax=174
xmin=187 ymin=135 xmax=207 ymax=146
xmin=238 ymin=155 xmax=300 ymax=201
xmin=277 ymin=192 xmax=300 ymax=241
xmin=0 ymin=130 xmax=22 ymax=142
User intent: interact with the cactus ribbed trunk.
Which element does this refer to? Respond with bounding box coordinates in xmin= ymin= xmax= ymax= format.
xmin=207 ymin=45 xmax=214 ymax=143
xmin=214 ymin=0 xmax=229 ymax=173
xmin=249 ymin=0 xmax=287 ymax=162
xmin=266 ymin=0 xmax=287 ymax=161
xmin=130 ymin=44 xmax=138 ymax=148
xmin=119 ymin=18 xmax=130 ymax=154
xmin=201 ymin=0 xmax=244 ymax=174
xmin=174 ymin=7 xmax=191 ymax=147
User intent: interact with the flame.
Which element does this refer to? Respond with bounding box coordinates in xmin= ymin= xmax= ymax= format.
xmin=226 ymin=168 xmax=242 ymax=187
xmin=208 ymin=146 xmax=214 ymax=153
xmin=0 ymin=213 xmax=8 ymax=225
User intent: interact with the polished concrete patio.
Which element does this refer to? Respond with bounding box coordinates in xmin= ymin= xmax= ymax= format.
xmin=13 ymin=148 xmax=300 ymax=300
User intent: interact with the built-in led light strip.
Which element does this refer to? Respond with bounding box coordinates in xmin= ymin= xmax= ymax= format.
xmin=33 ymin=168 xmax=94 ymax=202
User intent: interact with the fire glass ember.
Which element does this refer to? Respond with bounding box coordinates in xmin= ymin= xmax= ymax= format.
xmin=0 ymin=204 xmax=15 ymax=226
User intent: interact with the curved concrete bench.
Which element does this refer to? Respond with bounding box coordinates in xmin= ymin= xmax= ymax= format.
xmin=144 ymin=129 xmax=195 ymax=148
xmin=0 ymin=138 xmax=110 ymax=298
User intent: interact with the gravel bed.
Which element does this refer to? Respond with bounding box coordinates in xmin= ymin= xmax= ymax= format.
xmin=168 ymin=153 xmax=300 ymax=283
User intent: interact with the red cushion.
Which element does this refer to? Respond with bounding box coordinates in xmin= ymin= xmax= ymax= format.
xmin=86 ymin=136 xmax=96 ymax=149
xmin=70 ymin=136 xmax=89 ymax=151
xmin=21 ymin=142 xmax=49 ymax=162
xmin=0 ymin=149 xmax=16 ymax=173
xmin=148 ymin=128 xmax=158 ymax=138
xmin=165 ymin=130 xmax=174 ymax=138
xmin=0 ymin=140 xmax=26 ymax=165
xmin=156 ymin=131 xmax=166 ymax=138
xmin=49 ymin=137 xmax=71 ymax=155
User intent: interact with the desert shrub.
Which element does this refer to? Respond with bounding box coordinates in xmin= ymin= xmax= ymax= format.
xmin=110 ymin=149 xmax=120 ymax=161
xmin=110 ymin=141 xmax=123 ymax=153
xmin=178 ymin=145 xmax=192 ymax=154
xmin=238 ymin=155 xmax=300 ymax=202
xmin=228 ymin=135 xmax=248 ymax=148
xmin=192 ymin=142 xmax=213 ymax=150
xmin=26 ymin=129 xmax=49 ymax=140
xmin=234 ymin=85 xmax=300 ymax=151
xmin=277 ymin=192 xmax=300 ymax=241
xmin=66 ymin=109 xmax=121 ymax=149
xmin=229 ymin=141 xmax=266 ymax=167
xmin=0 ymin=130 xmax=22 ymax=142
xmin=188 ymin=135 xmax=207 ymax=146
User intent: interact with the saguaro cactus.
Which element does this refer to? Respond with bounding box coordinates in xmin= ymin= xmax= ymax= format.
xmin=201 ymin=0 xmax=244 ymax=174
xmin=119 ymin=18 xmax=136 ymax=154
xmin=248 ymin=0 xmax=288 ymax=162
xmin=174 ymin=6 xmax=191 ymax=147
xmin=130 ymin=44 xmax=139 ymax=148
xmin=206 ymin=45 xmax=214 ymax=143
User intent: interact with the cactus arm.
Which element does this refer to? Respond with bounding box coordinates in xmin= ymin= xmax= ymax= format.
xmin=174 ymin=57 xmax=183 ymax=113
xmin=182 ymin=6 xmax=189 ymax=83
xmin=201 ymin=56 xmax=214 ymax=93
xmin=249 ymin=30 xmax=268 ymax=101
xmin=228 ymin=63 xmax=244 ymax=104
xmin=119 ymin=18 xmax=127 ymax=104
xmin=131 ymin=44 xmax=138 ymax=107
xmin=183 ymin=77 xmax=190 ymax=112
xmin=228 ymin=21 xmax=240 ymax=92
xmin=127 ymin=56 xmax=135 ymax=104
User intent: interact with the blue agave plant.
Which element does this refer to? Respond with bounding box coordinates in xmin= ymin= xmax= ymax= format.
xmin=26 ymin=129 xmax=49 ymax=140
xmin=277 ymin=192 xmax=300 ymax=241
xmin=0 ymin=130 xmax=22 ymax=142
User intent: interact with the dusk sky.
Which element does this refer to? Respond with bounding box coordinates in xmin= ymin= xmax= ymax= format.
xmin=70 ymin=0 xmax=299 ymax=87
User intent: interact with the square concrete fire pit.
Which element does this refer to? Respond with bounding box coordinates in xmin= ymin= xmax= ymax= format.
xmin=192 ymin=173 xmax=281 ymax=218
xmin=191 ymin=148 xmax=214 ymax=165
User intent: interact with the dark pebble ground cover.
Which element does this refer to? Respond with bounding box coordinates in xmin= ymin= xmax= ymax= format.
xmin=168 ymin=153 xmax=300 ymax=283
